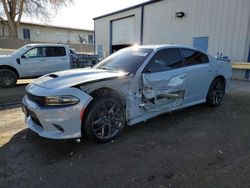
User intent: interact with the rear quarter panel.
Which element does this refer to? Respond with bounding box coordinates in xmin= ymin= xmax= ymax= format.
xmin=209 ymin=55 xmax=233 ymax=90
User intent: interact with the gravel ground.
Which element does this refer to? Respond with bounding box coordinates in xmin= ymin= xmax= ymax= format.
xmin=0 ymin=79 xmax=32 ymax=108
xmin=0 ymin=80 xmax=250 ymax=188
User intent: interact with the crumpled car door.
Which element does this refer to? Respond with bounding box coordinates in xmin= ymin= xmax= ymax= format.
xmin=141 ymin=69 xmax=187 ymax=112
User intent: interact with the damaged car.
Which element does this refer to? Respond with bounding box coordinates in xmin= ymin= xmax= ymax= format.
xmin=22 ymin=45 xmax=232 ymax=142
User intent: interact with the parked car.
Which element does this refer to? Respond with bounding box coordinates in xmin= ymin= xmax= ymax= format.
xmin=0 ymin=44 xmax=70 ymax=87
xmin=22 ymin=45 xmax=232 ymax=142
xmin=0 ymin=44 xmax=98 ymax=88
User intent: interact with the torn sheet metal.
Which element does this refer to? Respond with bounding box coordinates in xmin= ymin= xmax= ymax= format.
xmin=141 ymin=73 xmax=186 ymax=111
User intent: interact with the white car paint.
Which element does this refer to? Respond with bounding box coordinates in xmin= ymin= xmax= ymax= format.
xmin=0 ymin=43 xmax=71 ymax=78
xmin=23 ymin=45 xmax=232 ymax=139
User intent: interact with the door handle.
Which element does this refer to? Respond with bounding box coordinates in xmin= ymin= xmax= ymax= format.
xmin=39 ymin=59 xmax=47 ymax=62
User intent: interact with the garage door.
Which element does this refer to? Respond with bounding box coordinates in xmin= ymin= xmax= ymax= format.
xmin=112 ymin=16 xmax=135 ymax=45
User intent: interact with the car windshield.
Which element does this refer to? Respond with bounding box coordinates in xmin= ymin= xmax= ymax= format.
xmin=95 ymin=47 xmax=153 ymax=73
xmin=12 ymin=45 xmax=31 ymax=56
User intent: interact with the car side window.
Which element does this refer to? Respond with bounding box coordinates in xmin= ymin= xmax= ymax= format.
xmin=24 ymin=47 xmax=46 ymax=58
xmin=46 ymin=47 xmax=66 ymax=57
xmin=181 ymin=49 xmax=209 ymax=66
xmin=145 ymin=48 xmax=182 ymax=73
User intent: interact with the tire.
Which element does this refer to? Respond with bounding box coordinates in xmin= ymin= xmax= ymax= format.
xmin=0 ymin=69 xmax=17 ymax=88
xmin=84 ymin=96 xmax=126 ymax=143
xmin=206 ymin=78 xmax=225 ymax=107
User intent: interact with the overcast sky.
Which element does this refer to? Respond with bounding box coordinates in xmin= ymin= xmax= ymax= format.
xmin=22 ymin=0 xmax=148 ymax=30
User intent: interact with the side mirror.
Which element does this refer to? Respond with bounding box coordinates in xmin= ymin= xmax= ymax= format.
xmin=145 ymin=68 xmax=152 ymax=73
xmin=21 ymin=54 xmax=28 ymax=58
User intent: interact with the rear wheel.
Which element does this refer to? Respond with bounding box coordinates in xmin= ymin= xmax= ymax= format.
xmin=206 ymin=78 xmax=225 ymax=107
xmin=84 ymin=96 xmax=125 ymax=143
xmin=0 ymin=69 xmax=17 ymax=88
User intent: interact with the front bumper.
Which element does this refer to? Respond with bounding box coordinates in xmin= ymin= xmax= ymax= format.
xmin=23 ymin=84 xmax=92 ymax=139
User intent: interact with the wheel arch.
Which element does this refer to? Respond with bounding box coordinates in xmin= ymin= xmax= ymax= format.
xmin=89 ymin=87 xmax=126 ymax=105
xmin=213 ymin=75 xmax=226 ymax=87
xmin=81 ymin=87 xmax=128 ymax=136
xmin=0 ymin=65 xmax=20 ymax=78
xmin=82 ymin=86 xmax=127 ymax=122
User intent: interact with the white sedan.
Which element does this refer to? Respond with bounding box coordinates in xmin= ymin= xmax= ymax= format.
xmin=22 ymin=45 xmax=232 ymax=142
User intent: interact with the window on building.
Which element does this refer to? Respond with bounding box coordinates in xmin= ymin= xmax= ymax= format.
xmin=180 ymin=49 xmax=209 ymax=66
xmin=88 ymin=35 xmax=94 ymax=44
xmin=145 ymin=48 xmax=183 ymax=73
xmin=23 ymin=28 xmax=30 ymax=40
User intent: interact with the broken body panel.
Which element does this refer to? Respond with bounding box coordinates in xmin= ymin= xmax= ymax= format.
xmin=23 ymin=45 xmax=232 ymax=139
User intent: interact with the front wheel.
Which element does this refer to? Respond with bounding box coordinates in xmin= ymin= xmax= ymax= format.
xmin=206 ymin=78 xmax=225 ymax=107
xmin=84 ymin=97 xmax=126 ymax=143
xmin=0 ymin=69 xmax=17 ymax=88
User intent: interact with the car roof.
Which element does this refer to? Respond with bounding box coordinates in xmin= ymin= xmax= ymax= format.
xmin=136 ymin=44 xmax=198 ymax=51
xmin=24 ymin=43 xmax=69 ymax=48
xmin=132 ymin=44 xmax=208 ymax=55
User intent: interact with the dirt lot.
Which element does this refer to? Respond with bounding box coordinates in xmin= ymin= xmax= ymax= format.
xmin=0 ymin=81 xmax=250 ymax=188
xmin=0 ymin=79 xmax=33 ymax=108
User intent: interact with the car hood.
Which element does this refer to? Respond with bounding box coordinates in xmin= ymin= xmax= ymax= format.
xmin=32 ymin=68 xmax=128 ymax=89
xmin=0 ymin=55 xmax=13 ymax=63
xmin=0 ymin=55 xmax=11 ymax=58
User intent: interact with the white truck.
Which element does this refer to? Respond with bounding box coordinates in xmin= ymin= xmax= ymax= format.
xmin=0 ymin=44 xmax=98 ymax=88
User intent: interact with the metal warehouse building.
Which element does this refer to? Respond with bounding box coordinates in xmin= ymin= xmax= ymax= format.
xmin=94 ymin=0 xmax=250 ymax=62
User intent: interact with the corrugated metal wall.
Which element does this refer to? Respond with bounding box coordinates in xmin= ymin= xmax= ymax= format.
xmin=143 ymin=0 xmax=250 ymax=61
xmin=95 ymin=0 xmax=250 ymax=62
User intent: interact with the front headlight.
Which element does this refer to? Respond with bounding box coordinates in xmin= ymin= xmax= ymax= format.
xmin=44 ymin=96 xmax=79 ymax=106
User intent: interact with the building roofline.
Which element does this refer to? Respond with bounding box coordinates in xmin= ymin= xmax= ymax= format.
xmin=93 ymin=0 xmax=162 ymax=20
xmin=20 ymin=22 xmax=93 ymax=32
xmin=0 ymin=20 xmax=93 ymax=32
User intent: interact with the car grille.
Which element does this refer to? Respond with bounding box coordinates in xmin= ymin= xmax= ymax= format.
xmin=27 ymin=93 xmax=45 ymax=106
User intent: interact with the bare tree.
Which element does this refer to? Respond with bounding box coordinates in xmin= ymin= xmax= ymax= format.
xmin=0 ymin=0 xmax=72 ymax=38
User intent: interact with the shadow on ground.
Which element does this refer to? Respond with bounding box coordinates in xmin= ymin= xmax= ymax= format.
xmin=1 ymin=93 xmax=250 ymax=188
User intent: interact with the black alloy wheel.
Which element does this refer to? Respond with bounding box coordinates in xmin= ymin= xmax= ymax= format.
xmin=84 ymin=97 xmax=125 ymax=143
xmin=206 ymin=78 xmax=225 ymax=107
